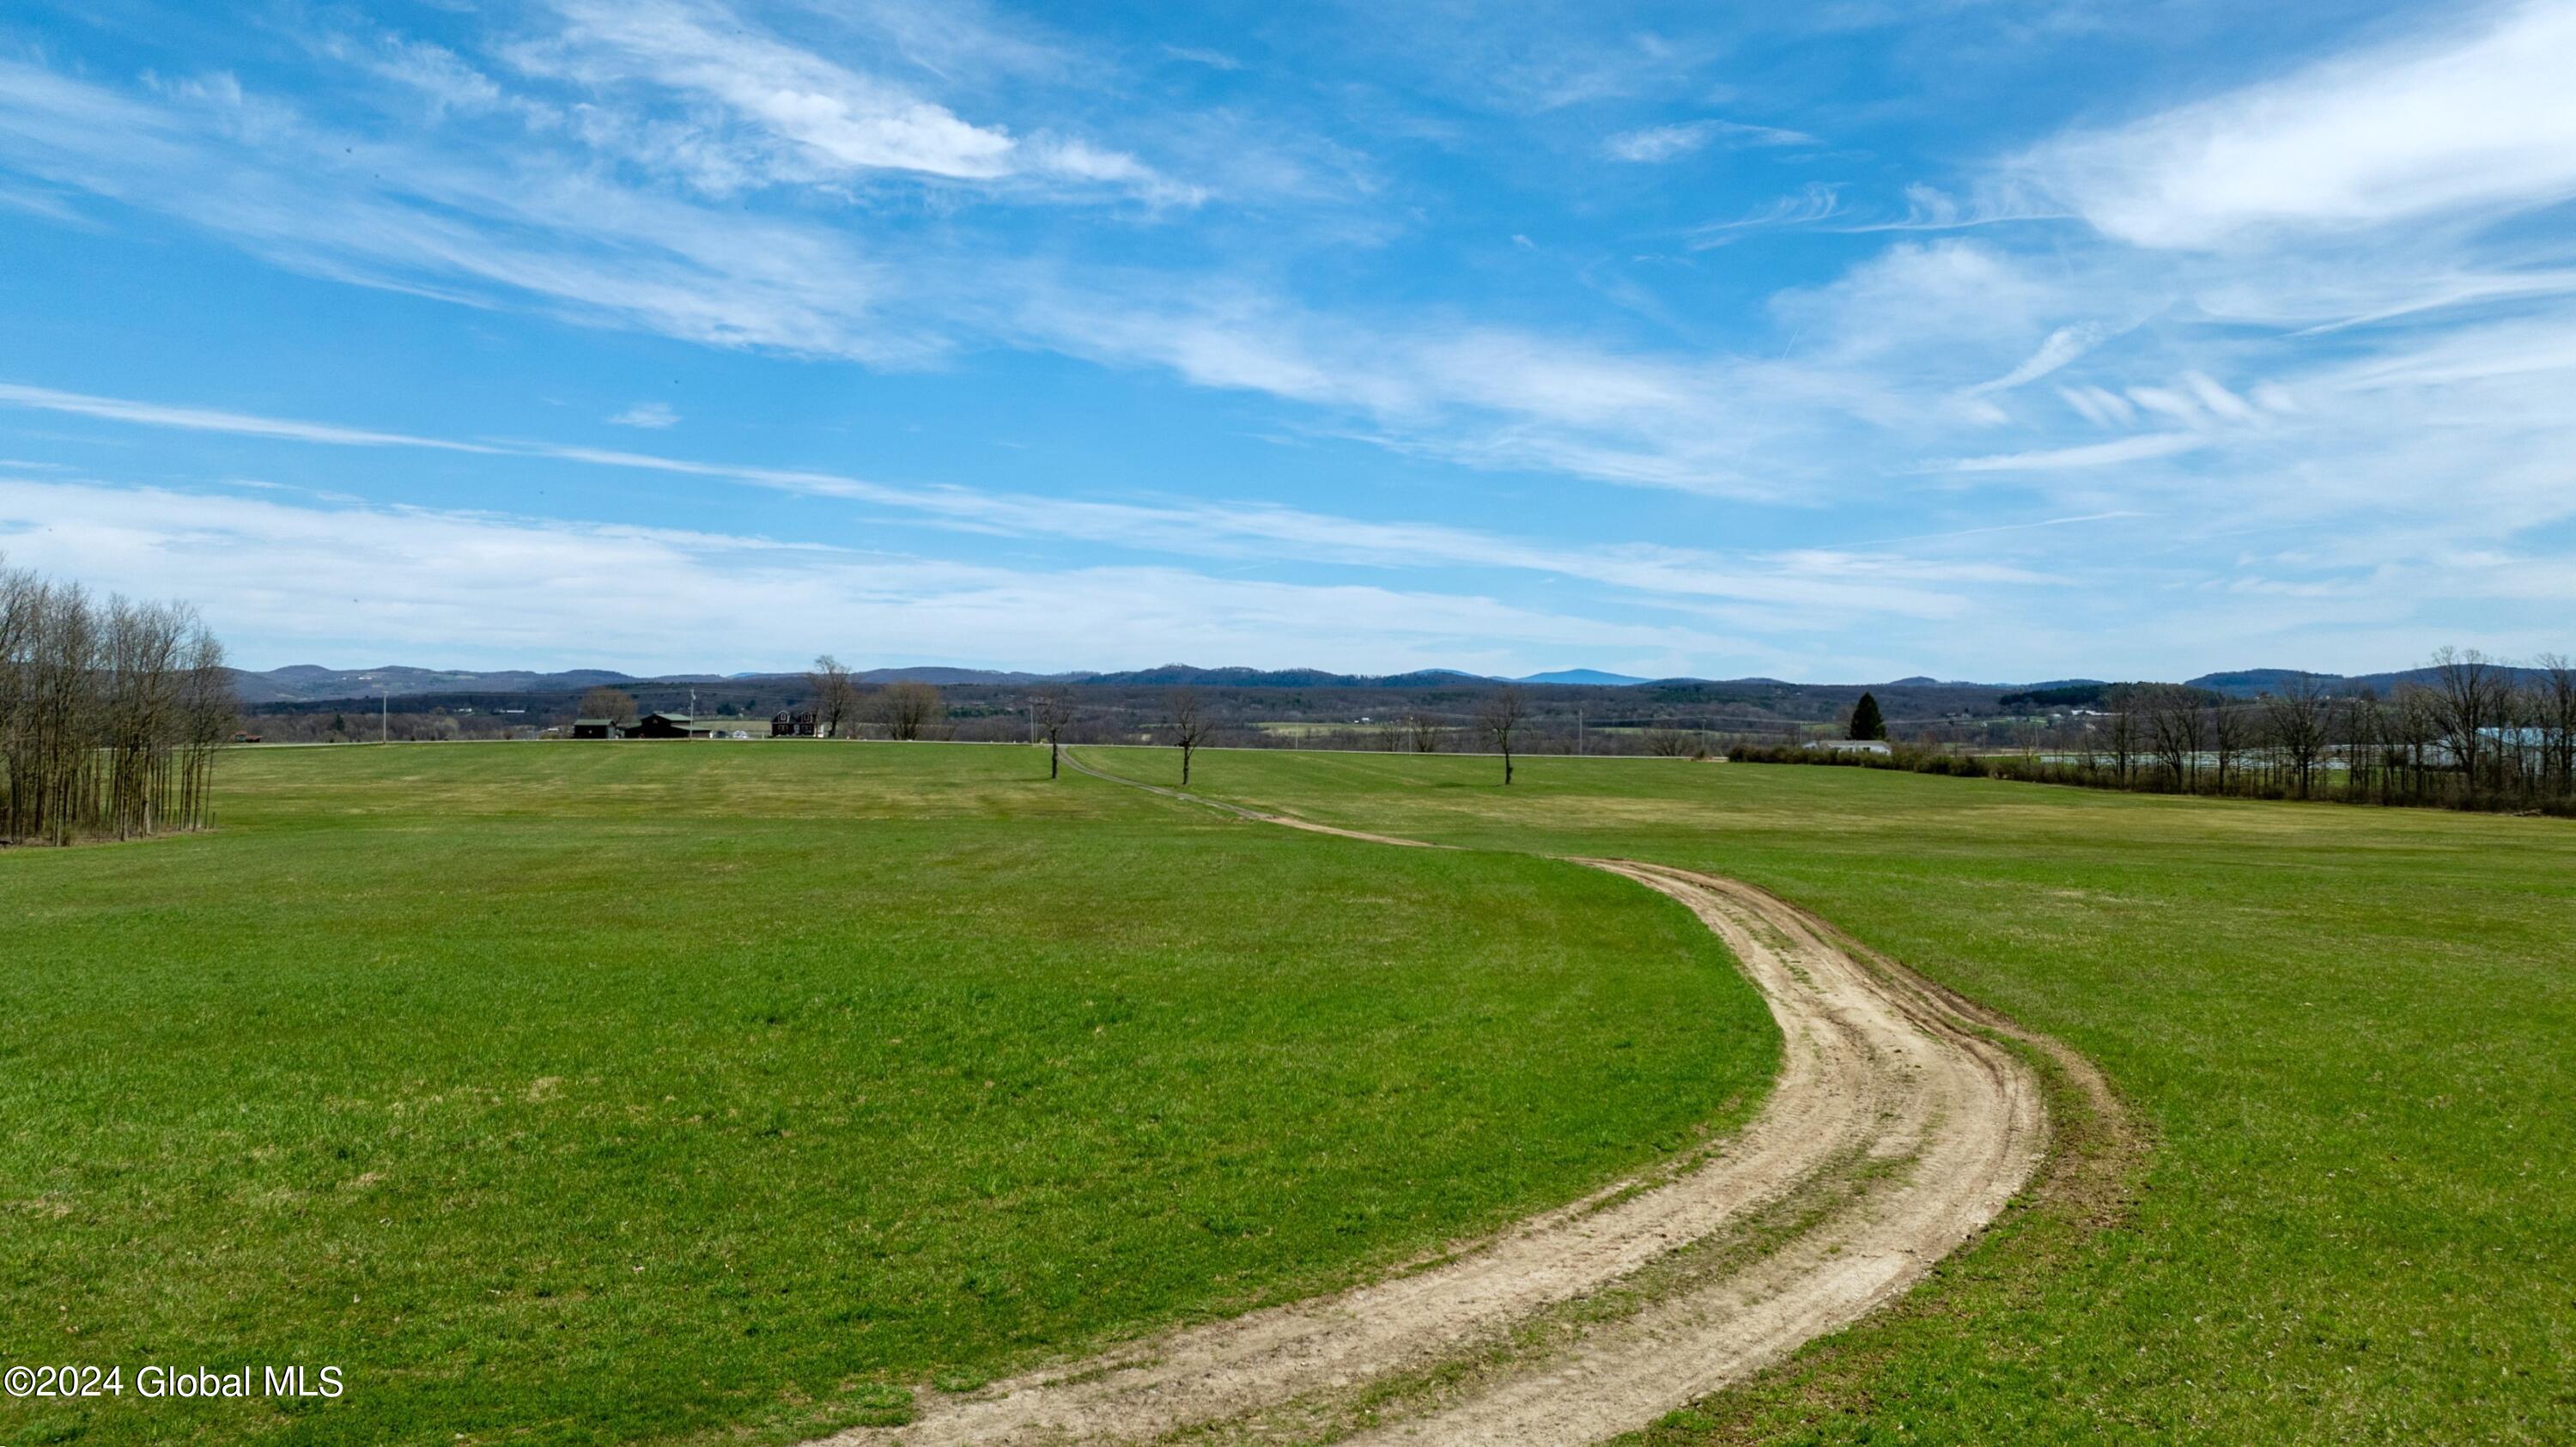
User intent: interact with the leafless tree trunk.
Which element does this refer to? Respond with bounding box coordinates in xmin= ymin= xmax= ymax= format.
xmin=1167 ymin=687 xmax=1211 ymax=787
xmin=2341 ymin=690 xmax=2385 ymax=806
xmin=178 ymin=623 xmax=233 ymax=830
xmin=0 ymin=559 xmax=230 ymax=846
xmin=1477 ymin=686 xmax=1528 ymax=785
xmin=2537 ymin=654 xmax=2576 ymax=801
xmin=2392 ymin=684 xmax=2439 ymax=803
xmin=806 ymin=654 xmax=859 ymax=739
xmin=1404 ymin=712 xmax=1443 ymax=752
xmin=2208 ymin=698 xmax=2247 ymax=794
xmin=878 ymin=680 xmax=944 ymax=741
xmin=2139 ymin=684 xmax=2200 ymax=791
xmin=2503 ymin=683 xmax=2543 ymax=801
xmin=2261 ymin=678 xmax=2331 ymax=799
xmin=1644 ymin=724 xmax=1697 ymax=757
xmin=26 ymin=581 xmax=100 ymax=844
xmin=2429 ymin=646 xmax=2504 ymax=793
xmin=1034 ymin=687 xmax=1076 ymax=779
xmin=2103 ymin=689 xmax=2140 ymax=786
xmin=100 ymin=598 xmax=185 ymax=838
xmin=0 ymin=560 xmax=34 ymax=837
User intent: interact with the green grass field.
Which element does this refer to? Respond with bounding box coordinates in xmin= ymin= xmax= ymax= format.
xmin=1119 ymin=745 xmax=2576 ymax=1444
xmin=12 ymin=740 xmax=2571 ymax=1446
xmin=0 ymin=743 xmax=1776 ymax=1447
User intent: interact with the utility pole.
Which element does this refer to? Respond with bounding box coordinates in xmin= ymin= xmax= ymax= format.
xmin=1577 ymin=706 xmax=1584 ymax=757
xmin=380 ymin=690 xmax=388 ymax=745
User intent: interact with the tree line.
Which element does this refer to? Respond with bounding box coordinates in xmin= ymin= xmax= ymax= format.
xmin=1 ymin=557 xmax=235 ymax=845
xmin=805 ymin=656 xmax=950 ymax=741
xmin=1737 ymin=648 xmax=2576 ymax=817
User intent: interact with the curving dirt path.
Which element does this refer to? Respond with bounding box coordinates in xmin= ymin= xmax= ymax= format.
xmin=829 ymin=759 xmax=2049 ymax=1446
xmin=1059 ymin=748 xmax=1447 ymax=849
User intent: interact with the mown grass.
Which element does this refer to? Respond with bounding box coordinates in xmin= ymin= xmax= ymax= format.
xmin=0 ymin=743 xmax=1777 ymax=1447
xmin=1141 ymin=745 xmax=2576 ymax=1444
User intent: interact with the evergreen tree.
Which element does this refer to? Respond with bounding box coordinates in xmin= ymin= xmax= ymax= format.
xmin=1850 ymin=692 xmax=1886 ymax=740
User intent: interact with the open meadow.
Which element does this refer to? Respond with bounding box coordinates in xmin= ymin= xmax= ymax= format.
xmin=0 ymin=743 xmax=1775 ymax=1446
xmin=1111 ymin=745 xmax=2576 ymax=1444
xmin=8 ymin=737 xmax=2570 ymax=1445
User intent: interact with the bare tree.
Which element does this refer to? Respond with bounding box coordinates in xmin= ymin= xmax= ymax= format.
xmin=2537 ymin=653 xmax=2576 ymax=800
xmin=1167 ymin=687 xmax=1212 ymax=786
xmin=2261 ymin=677 xmax=2332 ymax=799
xmin=1477 ymin=686 xmax=1529 ymax=785
xmin=2341 ymin=690 xmax=2385 ymax=805
xmin=806 ymin=654 xmax=859 ymax=739
xmin=2391 ymin=684 xmax=2440 ymax=801
xmin=22 ymin=579 xmax=99 ymax=844
xmin=1644 ymin=724 xmax=1698 ymax=757
xmin=578 ymin=685 xmax=640 ymax=725
xmin=0 ymin=558 xmax=233 ymax=845
xmin=2102 ymin=692 xmax=2140 ymax=787
xmin=1033 ymin=687 xmax=1077 ymax=779
xmin=100 ymin=598 xmax=185 ymax=838
xmin=1403 ymin=712 xmax=1443 ymax=752
xmin=2429 ymin=646 xmax=2506 ymax=792
xmin=2139 ymin=684 xmax=2202 ymax=791
xmin=878 ymin=680 xmax=944 ymax=741
xmin=177 ymin=623 xmax=232 ymax=830
xmin=2207 ymin=697 xmax=2248 ymax=794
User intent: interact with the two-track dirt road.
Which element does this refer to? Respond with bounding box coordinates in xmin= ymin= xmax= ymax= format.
xmin=832 ymin=758 xmax=2056 ymax=1446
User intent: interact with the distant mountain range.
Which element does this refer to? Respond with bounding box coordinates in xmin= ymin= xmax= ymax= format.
xmin=226 ymin=659 xmax=2530 ymax=706
xmin=1516 ymin=668 xmax=1650 ymax=686
xmin=228 ymin=663 xmax=1046 ymax=704
xmin=233 ymin=661 xmax=1515 ymax=702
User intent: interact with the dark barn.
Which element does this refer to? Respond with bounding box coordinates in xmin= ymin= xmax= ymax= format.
xmin=631 ymin=711 xmax=715 ymax=739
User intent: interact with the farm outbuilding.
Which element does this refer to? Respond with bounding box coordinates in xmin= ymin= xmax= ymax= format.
xmin=632 ymin=711 xmax=717 ymax=739
xmin=570 ymin=717 xmax=627 ymax=739
xmin=1804 ymin=739 xmax=1893 ymax=756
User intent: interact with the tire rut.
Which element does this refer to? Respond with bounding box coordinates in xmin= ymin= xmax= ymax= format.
xmin=827 ymin=758 xmax=2049 ymax=1446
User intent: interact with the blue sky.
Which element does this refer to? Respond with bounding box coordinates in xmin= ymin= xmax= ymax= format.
xmin=2 ymin=0 xmax=2572 ymax=679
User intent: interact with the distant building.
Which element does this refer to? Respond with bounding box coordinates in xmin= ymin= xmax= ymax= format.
xmin=632 ymin=711 xmax=717 ymax=739
xmin=1804 ymin=738 xmax=1893 ymax=756
xmin=772 ymin=708 xmax=820 ymax=738
xmin=570 ymin=716 xmax=627 ymax=739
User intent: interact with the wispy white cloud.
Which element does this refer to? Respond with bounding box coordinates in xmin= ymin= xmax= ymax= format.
xmin=0 ymin=379 xmax=2028 ymax=621
xmin=2021 ymin=0 xmax=2576 ymax=249
xmin=0 ymin=56 xmax=1844 ymax=493
xmin=1835 ymin=181 xmax=2063 ymax=234
xmin=1604 ymin=117 xmax=1816 ymax=163
xmin=518 ymin=0 xmax=1199 ymax=202
xmin=1934 ymin=432 xmax=2208 ymax=473
xmin=1964 ymin=323 xmax=2115 ymax=395
xmin=2056 ymin=385 xmax=2136 ymax=427
xmin=0 ymin=477 xmax=1724 ymax=673
xmin=1159 ymin=44 xmax=1242 ymax=71
xmin=7 ymin=1 xmax=2574 ymax=684
xmin=0 ymin=381 xmax=505 ymax=453
xmin=1688 ymin=183 xmax=1843 ymax=245
xmin=0 ymin=59 xmax=922 ymax=362
xmin=607 ymin=401 xmax=680 ymax=429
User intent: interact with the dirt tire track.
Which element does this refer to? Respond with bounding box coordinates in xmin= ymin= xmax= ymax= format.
xmin=827 ymin=757 xmax=2050 ymax=1446
xmin=1059 ymin=748 xmax=1446 ymax=848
